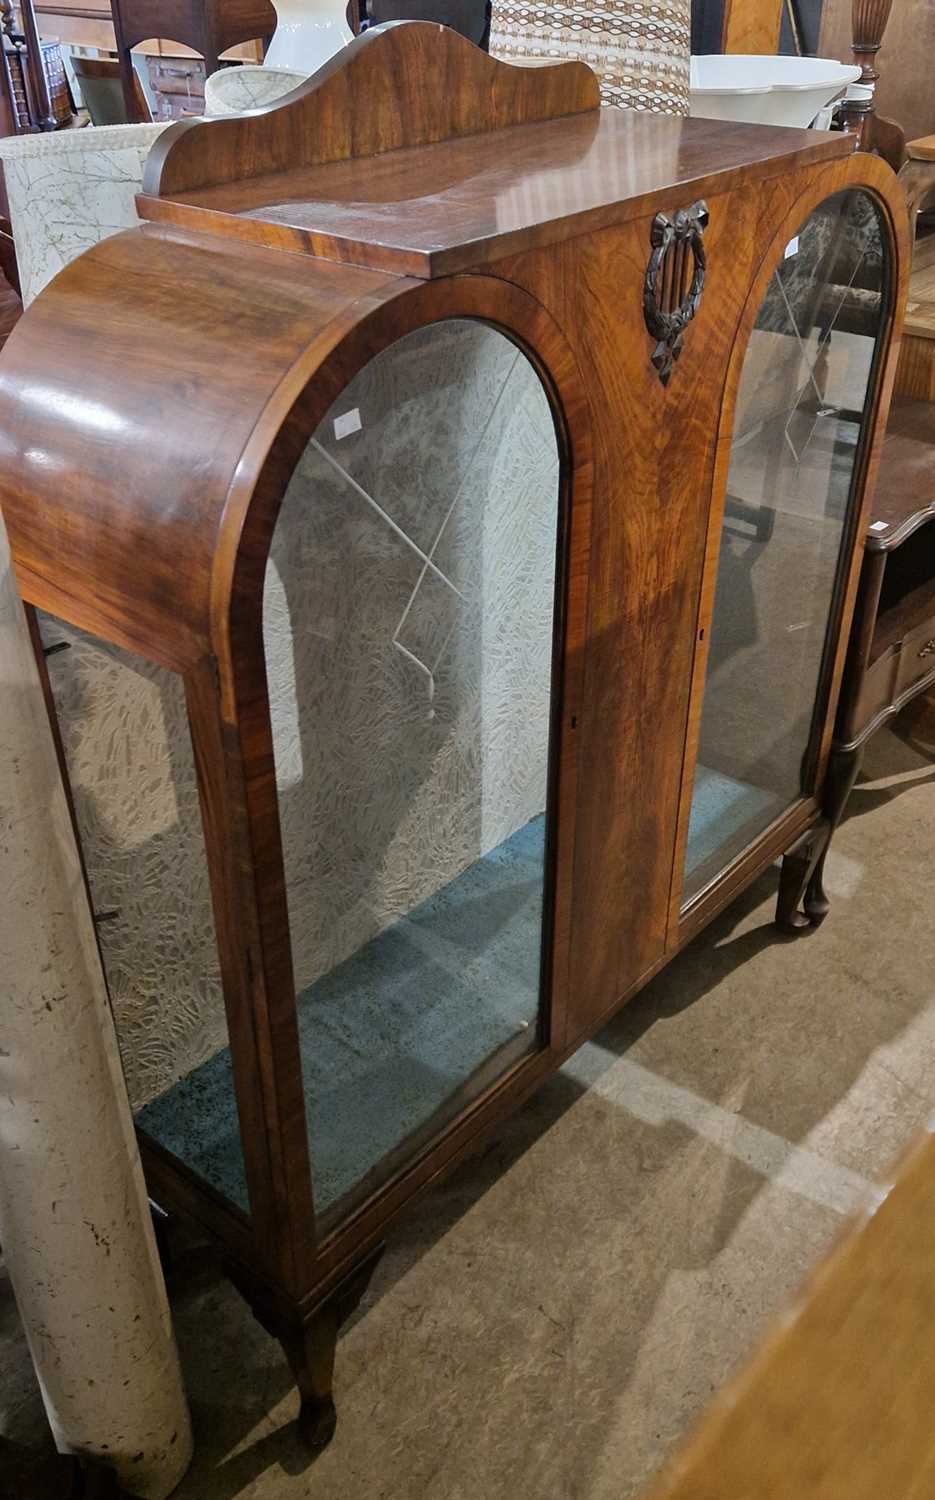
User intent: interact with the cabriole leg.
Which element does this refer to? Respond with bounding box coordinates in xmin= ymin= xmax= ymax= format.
xmin=281 ymin=1246 xmax=384 ymax=1451
xmin=803 ymin=743 xmax=864 ymax=927
xmin=279 ymin=1301 xmax=340 ymax=1451
xmin=776 ymin=823 xmax=828 ymax=932
xmin=228 ymin=1244 xmax=384 ymax=1454
xmin=775 ymin=743 xmax=864 ymax=933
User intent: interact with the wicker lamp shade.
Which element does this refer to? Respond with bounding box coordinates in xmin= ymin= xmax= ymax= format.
xmin=489 ymin=0 xmax=690 ymax=114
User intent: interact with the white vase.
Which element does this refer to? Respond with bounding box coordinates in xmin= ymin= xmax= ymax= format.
xmin=264 ymin=0 xmax=353 ymax=74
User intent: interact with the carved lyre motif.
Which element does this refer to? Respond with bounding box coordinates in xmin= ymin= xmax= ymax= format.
xmin=643 ymin=199 xmax=709 ymax=386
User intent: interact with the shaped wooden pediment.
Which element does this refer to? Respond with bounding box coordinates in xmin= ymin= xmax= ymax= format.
xmin=142 ymin=21 xmax=600 ymax=200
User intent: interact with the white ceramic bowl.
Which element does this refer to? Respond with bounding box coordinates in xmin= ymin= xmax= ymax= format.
xmin=690 ymin=55 xmax=862 ymax=129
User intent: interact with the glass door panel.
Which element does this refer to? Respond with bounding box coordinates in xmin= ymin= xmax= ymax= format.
xmin=683 ymin=190 xmax=887 ymax=902
xmin=265 ymin=320 xmax=562 ymax=1224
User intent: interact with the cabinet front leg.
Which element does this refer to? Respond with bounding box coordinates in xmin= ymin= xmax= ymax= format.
xmin=284 ymin=1246 xmax=384 ymax=1451
xmin=229 ymin=1245 xmax=384 ymax=1454
xmin=279 ymin=1302 xmax=340 ymax=1451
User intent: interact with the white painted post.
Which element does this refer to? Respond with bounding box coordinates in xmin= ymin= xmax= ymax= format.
xmin=0 ymin=515 xmax=193 ymax=1499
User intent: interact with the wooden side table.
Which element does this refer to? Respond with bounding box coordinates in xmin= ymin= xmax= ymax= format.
xmin=809 ymin=396 xmax=935 ymax=918
xmin=900 ymin=134 xmax=935 ymax=225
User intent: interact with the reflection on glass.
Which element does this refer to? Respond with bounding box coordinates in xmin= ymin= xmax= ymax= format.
xmin=683 ymin=190 xmax=886 ymax=901
xmin=39 ymin=615 xmax=247 ymax=1208
xmin=268 ymin=320 xmax=561 ymax=1222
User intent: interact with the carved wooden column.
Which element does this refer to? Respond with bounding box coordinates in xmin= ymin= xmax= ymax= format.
xmin=839 ymin=0 xmax=905 ymax=170
xmin=17 ymin=0 xmax=55 ymax=130
xmin=0 ymin=0 xmax=22 ymax=133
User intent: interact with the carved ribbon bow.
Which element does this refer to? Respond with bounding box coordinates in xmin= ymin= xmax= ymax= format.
xmin=643 ymin=199 xmax=709 ymax=387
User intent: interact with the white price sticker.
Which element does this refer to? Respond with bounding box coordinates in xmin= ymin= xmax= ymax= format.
xmin=870 ymin=520 xmax=889 ymax=532
xmin=784 ymin=236 xmax=799 ymax=259
xmin=333 ymin=408 xmax=362 ymax=441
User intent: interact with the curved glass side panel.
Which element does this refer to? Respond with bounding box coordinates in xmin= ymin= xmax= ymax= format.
xmin=39 ymin=616 xmax=247 ymax=1209
xmin=267 ymin=320 xmax=562 ymax=1224
xmin=683 ymin=189 xmax=887 ymax=902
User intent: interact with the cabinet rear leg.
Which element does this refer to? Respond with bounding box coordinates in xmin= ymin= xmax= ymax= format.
xmin=803 ymin=744 xmax=864 ymax=927
xmin=776 ymin=824 xmax=828 ymax=932
xmin=776 ymin=744 xmax=863 ymax=933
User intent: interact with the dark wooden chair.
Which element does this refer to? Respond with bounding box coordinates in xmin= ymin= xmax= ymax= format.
xmin=110 ymin=0 xmax=278 ymax=121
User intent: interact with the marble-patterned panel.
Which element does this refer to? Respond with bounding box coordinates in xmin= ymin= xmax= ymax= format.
xmin=0 ymin=124 xmax=168 ymax=308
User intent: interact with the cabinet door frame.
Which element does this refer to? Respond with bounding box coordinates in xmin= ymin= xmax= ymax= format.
xmin=666 ymin=152 xmax=910 ymax=945
xmin=212 ymin=272 xmax=596 ymax=1296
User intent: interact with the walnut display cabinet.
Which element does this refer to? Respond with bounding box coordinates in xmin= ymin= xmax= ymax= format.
xmin=0 ymin=23 xmax=907 ymax=1449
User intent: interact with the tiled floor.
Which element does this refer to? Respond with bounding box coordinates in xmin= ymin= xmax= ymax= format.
xmin=2 ymin=727 xmax=934 ymax=1499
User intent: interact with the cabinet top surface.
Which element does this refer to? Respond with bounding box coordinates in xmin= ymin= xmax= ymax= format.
xmin=141 ymin=110 xmax=853 ymax=279
xmin=867 ymin=396 xmax=935 ymax=550
xmin=139 ymin=23 xmax=854 ymax=280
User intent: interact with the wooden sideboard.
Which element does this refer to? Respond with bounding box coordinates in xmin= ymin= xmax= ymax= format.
xmin=0 ymin=22 xmax=908 ymax=1455
xmin=822 ymin=398 xmax=935 ymax=853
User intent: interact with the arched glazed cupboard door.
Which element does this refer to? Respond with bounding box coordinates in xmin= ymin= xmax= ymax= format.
xmin=140 ymin=318 xmax=567 ymax=1230
xmin=674 ymin=187 xmax=891 ymax=918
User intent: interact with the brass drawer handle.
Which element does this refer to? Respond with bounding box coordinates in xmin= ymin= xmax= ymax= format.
xmin=917 ymin=639 xmax=935 ymax=659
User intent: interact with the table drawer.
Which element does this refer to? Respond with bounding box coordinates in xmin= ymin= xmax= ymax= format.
xmin=894 ymin=615 xmax=935 ymax=700
xmin=852 ymin=614 xmax=935 ymax=739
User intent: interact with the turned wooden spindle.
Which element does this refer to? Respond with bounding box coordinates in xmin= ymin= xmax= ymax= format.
xmin=16 ymin=0 xmax=56 ymax=131
xmin=839 ymin=0 xmax=906 ymax=169
xmin=852 ymin=0 xmax=895 ymax=87
xmin=0 ymin=0 xmax=21 ymax=132
xmin=0 ymin=0 xmax=55 ymax=134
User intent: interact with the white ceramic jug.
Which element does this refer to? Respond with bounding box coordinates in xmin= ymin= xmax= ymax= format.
xmin=264 ymin=0 xmax=353 ymax=74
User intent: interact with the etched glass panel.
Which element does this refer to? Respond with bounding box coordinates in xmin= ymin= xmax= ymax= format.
xmin=268 ymin=320 xmax=561 ymax=1223
xmin=683 ymin=189 xmax=886 ymax=901
xmin=39 ymin=616 xmax=247 ymax=1207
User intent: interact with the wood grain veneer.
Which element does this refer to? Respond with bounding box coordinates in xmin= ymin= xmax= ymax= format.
xmin=139 ymin=107 xmax=853 ymax=280
xmin=142 ymin=21 xmax=600 ymax=198
xmin=645 ymin=1127 xmax=935 ymax=1500
xmin=721 ymin=0 xmax=782 ymax=54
